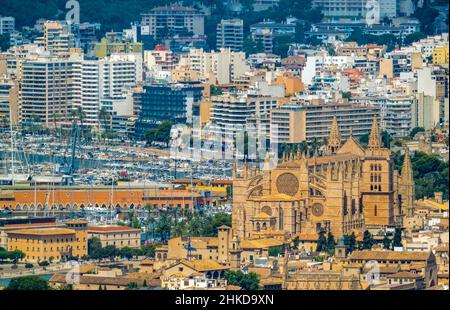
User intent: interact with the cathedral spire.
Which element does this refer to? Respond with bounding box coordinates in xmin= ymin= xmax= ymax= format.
xmin=368 ymin=115 xmax=382 ymax=149
xmin=327 ymin=116 xmax=341 ymax=155
xmin=400 ymin=147 xmax=415 ymax=217
xmin=401 ymin=148 xmax=413 ymax=177
xmin=296 ymin=145 xmax=301 ymax=160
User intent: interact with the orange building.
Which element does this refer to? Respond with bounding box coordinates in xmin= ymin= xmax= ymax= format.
xmin=0 ymin=187 xmax=223 ymax=211
xmin=274 ymin=73 xmax=304 ymax=96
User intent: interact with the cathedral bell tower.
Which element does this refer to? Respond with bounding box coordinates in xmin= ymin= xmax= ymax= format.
xmin=368 ymin=115 xmax=382 ymax=149
xmin=399 ymin=148 xmax=415 ymax=217
xmin=229 ymin=236 xmax=242 ymax=271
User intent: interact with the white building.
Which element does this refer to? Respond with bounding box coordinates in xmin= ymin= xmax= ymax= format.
xmin=0 ymin=16 xmax=15 ymax=35
xmin=18 ymin=52 xmax=141 ymax=128
xmin=216 ymin=19 xmax=244 ymax=52
xmin=178 ymin=48 xmax=248 ymax=85
xmin=141 ymin=6 xmax=204 ymax=40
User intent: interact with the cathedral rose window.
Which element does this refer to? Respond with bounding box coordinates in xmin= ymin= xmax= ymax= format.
xmin=276 ymin=173 xmax=299 ymax=196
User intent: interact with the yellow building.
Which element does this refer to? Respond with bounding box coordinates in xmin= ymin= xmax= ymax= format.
xmin=379 ymin=58 xmax=394 ymax=79
xmin=87 ymin=226 xmax=141 ymax=249
xmin=93 ymin=38 xmax=143 ymax=59
xmin=165 ymin=226 xmax=286 ymax=267
xmin=7 ymin=228 xmax=87 ymax=262
xmin=432 ymin=46 xmax=449 ymax=65
xmin=199 ymin=100 xmax=212 ymax=126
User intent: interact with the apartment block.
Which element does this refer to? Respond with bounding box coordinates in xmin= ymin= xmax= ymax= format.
xmin=18 ymin=56 xmax=81 ymax=127
xmin=270 ymin=103 xmax=380 ymax=143
xmin=0 ymin=16 xmax=15 ymax=35
xmin=178 ymin=48 xmax=249 ymax=85
xmin=134 ymin=83 xmax=203 ymax=137
xmin=141 ymin=6 xmax=204 ymax=40
xmin=210 ymin=93 xmax=279 ymax=137
xmin=216 ymin=19 xmax=244 ymax=52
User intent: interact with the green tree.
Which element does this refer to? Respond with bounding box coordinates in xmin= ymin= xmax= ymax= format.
xmin=0 ymin=34 xmax=10 ymax=52
xmin=38 ymin=260 xmax=49 ymax=267
xmin=140 ymin=244 xmax=157 ymax=257
xmin=393 ymin=228 xmax=403 ymax=248
xmin=326 ymin=232 xmax=335 ymax=255
xmin=103 ymin=245 xmax=118 ymax=261
xmin=361 ymin=230 xmax=375 ymax=250
xmin=243 ymin=35 xmax=264 ymax=56
xmin=119 ymin=246 xmax=134 ymax=260
xmin=268 ymin=246 xmax=283 ymax=257
xmin=316 ymin=230 xmax=328 ymax=252
xmin=88 ymin=237 xmax=103 ymax=260
xmin=382 ymin=235 xmax=392 ymax=250
xmin=224 ymin=270 xmax=260 ymax=290
xmin=210 ymin=85 xmax=223 ymax=96
xmin=343 ymin=232 xmax=357 ymax=254
xmin=98 ymin=107 xmax=111 ymax=132
xmin=127 ymin=281 xmax=138 ymax=289
xmin=410 ymin=127 xmax=425 ymax=138
xmin=6 ymin=276 xmax=50 ymax=290
xmin=404 ymin=32 xmax=427 ymax=45
xmin=155 ymin=213 xmax=172 ymax=242
xmin=413 ymin=0 xmax=439 ymax=35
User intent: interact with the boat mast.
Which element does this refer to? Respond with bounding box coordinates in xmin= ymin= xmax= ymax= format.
xmin=9 ymin=102 xmax=14 ymax=186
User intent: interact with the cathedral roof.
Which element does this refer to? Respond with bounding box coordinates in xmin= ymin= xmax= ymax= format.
xmin=349 ymin=250 xmax=432 ymax=261
xmin=307 ymin=153 xmax=359 ymax=165
xmin=336 ymin=135 xmax=365 ymax=157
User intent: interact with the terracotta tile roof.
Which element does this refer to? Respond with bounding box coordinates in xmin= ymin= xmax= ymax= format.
xmin=65 ymin=220 xmax=88 ymax=225
xmin=181 ymin=259 xmax=229 ymax=272
xmin=349 ymin=250 xmax=432 ymax=261
xmin=211 ymin=179 xmax=233 ymax=185
xmin=87 ymin=226 xmax=140 ymax=233
xmin=7 ymin=228 xmax=76 ymax=236
xmin=140 ymin=259 xmax=154 ymax=266
xmin=241 ymin=238 xmax=284 ymax=249
xmin=298 ymin=232 xmax=319 ymax=241
xmin=434 ymin=244 xmax=449 ymax=252
xmin=2 ymin=222 xmax=64 ymax=230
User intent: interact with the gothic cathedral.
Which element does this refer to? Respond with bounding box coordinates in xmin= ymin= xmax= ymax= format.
xmin=232 ymin=116 xmax=415 ymax=240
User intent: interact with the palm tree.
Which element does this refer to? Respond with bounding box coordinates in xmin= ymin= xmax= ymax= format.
xmin=98 ymin=107 xmax=111 ymax=132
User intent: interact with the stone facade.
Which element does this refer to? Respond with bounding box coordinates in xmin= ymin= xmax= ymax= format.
xmin=232 ymin=116 xmax=415 ymax=240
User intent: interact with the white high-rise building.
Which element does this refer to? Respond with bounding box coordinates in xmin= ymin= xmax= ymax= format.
xmin=313 ymin=0 xmax=398 ymax=21
xmin=0 ymin=16 xmax=15 ymax=35
xmin=18 ymin=56 xmax=81 ymax=127
xmin=42 ymin=21 xmax=76 ymax=55
xmin=141 ymin=6 xmax=204 ymax=40
xmin=178 ymin=48 xmax=248 ymax=85
xmin=216 ymin=19 xmax=244 ymax=52
xmin=18 ymin=53 xmax=141 ymax=128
